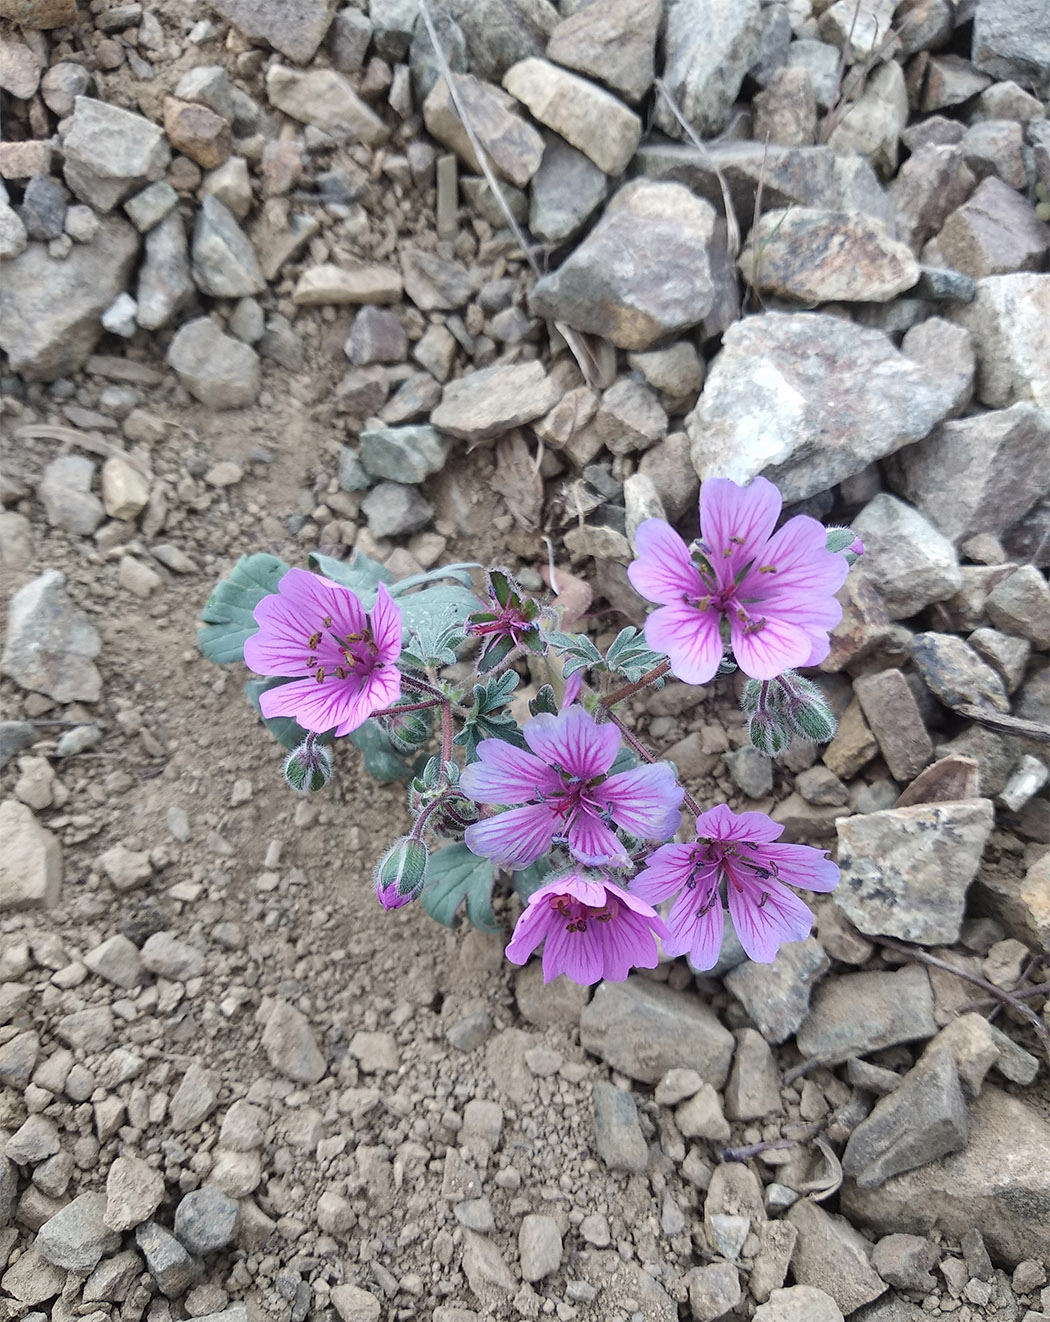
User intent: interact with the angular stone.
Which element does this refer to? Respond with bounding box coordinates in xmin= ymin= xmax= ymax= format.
xmin=210 ymin=0 xmax=333 ymax=63
xmin=852 ymin=670 xmax=932 ymax=782
xmin=36 ymin=455 xmax=102 ymax=537
xmin=786 ymin=1200 xmax=887 ymax=1314
xmin=137 ymin=210 xmax=195 ymax=331
xmin=519 ymin=1213 xmax=562 ymax=1281
xmin=725 ymin=1028 xmax=780 ymax=1120
xmin=948 ymin=273 xmax=1050 ymax=410
xmin=62 ymin=96 xmax=170 ymax=211
xmin=503 ymin=57 xmax=641 ymax=176
xmin=986 ymin=565 xmax=1050 ymax=648
xmin=265 ymin=65 xmax=387 ymax=145
xmin=889 ymin=143 xmax=976 ymax=251
xmin=293 ymin=261 xmax=402 ymax=306
xmin=2 ymin=569 xmax=101 ymax=702
xmin=0 ymin=215 xmax=139 ymax=380
xmin=262 ymin=999 xmax=326 ymax=1083
xmin=851 ymin=494 xmax=962 ymax=618
xmin=656 ymin=0 xmax=763 ymax=138
xmin=423 ymin=73 xmax=544 ymax=187
xmin=835 ymin=799 xmax=994 ymax=944
xmin=724 ymin=938 xmax=830 ymax=1044
xmin=84 ymin=933 xmax=143 ymax=989
xmin=580 ymin=976 xmax=734 ymax=1086
xmin=330 ymin=1284 xmax=382 ymax=1322
xmin=37 ymin=1191 xmax=121 ymax=1272
xmin=972 ymin=0 xmax=1050 ymax=91
xmin=592 ymin=1081 xmax=648 ymax=1173
xmin=675 ymin=1083 xmax=730 ymax=1142
xmin=529 ymin=179 xmax=717 ymax=351
xmin=1 ymin=1245 xmax=65 ymax=1306
xmin=191 ymin=195 xmax=264 ymax=298
xmin=828 ymin=60 xmax=908 ymax=177
xmin=687 ymin=314 xmax=959 ymax=503
xmin=545 ymin=0 xmax=659 ymax=105
xmin=528 ymin=130 xmax=607 ymax=244
xmin=870 ymin=1233 xmax=941 ymax=1293
xmin=0 ymin=1029 xmax=38 ymax=1089
xmin=740 ymin=209 xmax=918 ymax=303
xmin=899 ymin=318 xmax=974 ymax=420
xmin=910 ymin=632 xmax=1010 ymax=714
xmin=939 ymin=175 xmax=1050 ymax=278
xmin=164 ymin=97 xmax=232 ymax=171
xmin=104 ymin=1154 xmax=165 ymax=1232
xmin=359 ymin=425 xmax=449 ymax=484
xmin=170 ymin=1062 xmax=218 ymax=1131
xmin=842 ymin=1087 xmax=1050 ymax=1266
xmin=167 ymin=317 xmax=260 ymax=410
xmin=174 ymin=1185 xmax=239 ymax=1254
xmin=820 ymin=572 xmax=895 ymax=673
xmin=401 ymin=249 xmax=475 ymax=311
xmin=101 ymin=454 xmax=150 ymax=521
xmin=432 ymin=360 xmax=560 ymax=441
xmin=796 ymin=965 xmax=936 ymax=1064
xmin=55 ymin=1005 xmax=113 ymax=1052
xmin=135 ymin=1219 xmax=198 ymax=1298
xmin=688 ymin=1261 xmax=742 ymax=1321
xmin=361 ymin=482 xmax=433 ymax=538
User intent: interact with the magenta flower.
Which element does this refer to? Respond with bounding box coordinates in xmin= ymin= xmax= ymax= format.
xmin=244 ymin=569 xmax=402 ymax=736
xmin=630 ymin=803 xmax=838 ymax=968
xmin=506 ymin=871 xmax=670 ymax=984
xmin=460 ymin=704 xmax=683 ymax=870
xmin=627 ymin=476 xmax=848 ymax=683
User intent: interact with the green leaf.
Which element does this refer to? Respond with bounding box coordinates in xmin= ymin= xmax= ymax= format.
xmin=528 ymin=684 xmax=559 ymax=717
xmin=399 ymin=583 xmax=484 ymax=637
xmin=347 ymin=718 xmax=415 ymax=783
xmin=244 ymin=678 xmax=334 ymax=752
xmin=389 ymin=562 xmax=481 ymax=594
xmin=605 ymin=627 xmax=668 ymax=684
xmin=198 ymin=553 xmax=289 ymax=665
xmin=455 ymin=670 xmax=525 ymax=760
xmin=308 ymin=549 xmax=391 ymax=607
xmin=420 ymin=843 xmax=499 ymax=932
xmin=545 ymin=629 xmax=603 ymax=678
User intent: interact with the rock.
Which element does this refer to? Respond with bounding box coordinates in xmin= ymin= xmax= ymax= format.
xmin=293 ymin=262 xmax=402 ymax=305
xmin=948 ymin=273 xmax=1050 ymax=410
xmin=1 ymin=1245 xmax=65 ymax=1305
xmin=202 ymin=156 xmax=252 ymax=219
xmin=140 ymin=931 xmax=205 ymax=982
xmin=754 ymin=1286 xmax=844 ymax=1322
xmin=62 ymin=97 xmax=170 ymax=211
xmin=688 ymin=1261 xmax=742 ymax=1321
xmin=835 ymin=799 xmax=994 ymax=944
xmin=870 ymin=1233 xmax=940 ymax=1293
xmin=265 ymin=65 xmax=387 ymax=145
xmin=796 ymin=965 xmax=936 ymax=1064
xmin=725 ymin=1028 xmax=781 ymax=1120
xmin=97 ymin=841 xmax=151 ymax=891
xmin=175 ymin=1186 xmax=239 ymax=1254
xmin=37 ymin=1191 xmax=121 ymax=1272
xmin=786 ymin=1200 xmax=886 ymax=1314
xmin=899 ymin=318 xmax=974 ymax=419
xmin=101 ymin=454 xmax=150 ymax=522
xmin=529 ymin=179 xmax=717 ymax=351
xmin=820 ymin=571 xmax=896 ymax=672
xmin=0 ymin=215 xmax=139 ymax=380
xmin=519 ymin=1214 xmax=562 ymax=1281
xmin=56 ymin=1005 xmax=114 ymax=1051
xmin=545 ymin=0 xmax=659 ymax=105
xmin=346 ymin=306 xmax=407 ymax=365
xmin=101 ymin=292 xmax=138 ymax=338
xmin=262 ymin=999 xmax=326 ymax=1083
xmin=972 ymin=0 xmax=1050 ymax=91
xmin=592 ymin=1081 xmax=648 ymax=1173
xmin=38 ymin=454 xmax=104 ymax=535
xmin=167 ymin=317 xmax=260 ymax=410
xmin=910 ymin=632 xmax=1010 ymax=714
xmin=104 ymin=1155 xmax=164 ymax=1232
xmin=740 ymin=209 xmax=918 ymax=303
xmin=886 ymin=403 xmax=1049 ymax=544
xmin=656 ymin=0 xmax=762 ymax=138
xmin=423 ymin=74 xmax=544 ymax=187
xmin=528 ymin=131 xmax=607 ymax=244
xmin=724 ymin=745 xmax=773 ymax=799
xmin=724 ymin=938 xmax=830 ymax=1044
xmin=2 ymin=569 xmax=102 ymax=702
xmin=675 ymin=1083 xmax=730 ymax=1142
xmin=359 ymin=425 xmax=448 ymax=484
xmin=986 ymin=565 xmax=1050 ymax=648
xmin=823 ymin=699 xmax=878 ymax=780
xmin=577 ymin=378 xmax=666 ymax=457
xmin=330 ymin=1284 xmax=382 ymax=1322
xmin=503 ymin=57 xmax=641 ymax=176
xmin=0 ymin=200 xmax=27 ymax=258
xmin=210 ymin=0 xmax=334 ymax=63
xmin=852 ymin=670 xmax=932 ymax=782
xmin=360 ymin=481 xmax=433 ymax=538
xmin=687 ymin=313 xmax=959 ymax=503
xmin=170 ymin=1062 xmax=219 ymax=1131
xmin=191 ymin=196 xmax=264 ymax=298
xmin=20 ymin=174 xmax=67 ymax=241
xmin=827 ymin=60 xmax=908 ymax=177
xmin=6 ymin=1111 xmax=59 ymax=1163
xmin=432 ymin=360 xmax=560 ymax=441
xmin=580 ymin=976 xmax=735 ymax=1086
xmin=851 ymin=494 xmax=962 ymax=619
xmin=137 ymin=211 xmax=195 ymax=331
xmin=889 ymin=143 xmax=976 ymax=252
xmin=842 ymin=1086 xmax=1050 ymax=1266
xmin=84 ymin=933 xmax=143 ymax=989
xmin=969 ymin=628 xmax=1030 ymax=694
xmin=939 ymin=175 xmax=1050 ymax=278
xmin=136 ymin=1219 xmax=198 ymax=1298
xmin=164 ymin=97 xmax=232 ymax=171
xmin=514 ymin=964 xmax=590 ymax=1028
xmin=0 ymin=1029 xmax=38 ymax=1089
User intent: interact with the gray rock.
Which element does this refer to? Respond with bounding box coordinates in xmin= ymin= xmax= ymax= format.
xmin=136 ymin=1219 xmax=199 ymax=1298
xmin=939 ymin=175 xmax=1050 ymax=279
xmin=656 ymin=0 xmax=763 ymax=138
xmin=141 ymin=931 xmax=205 ymax=982
xmin=636 ymin=139 xmax=837 ymax=219
xmin=786 ymin=1200 xmax=887 ymax=1314
xmin=175 ymin=1185 xmax=239 ymax=1255
xmin=1 ymin=1245 xmax=66 ymax=1306
xmin=346 ymin=305 xmax=407 ymax=365
xmin=262 ymin=999 xmax=326 ymax=1083
xmin=948 ymin=273 xmax=1050 ymax=410
xmin=6 ymin=1112 xmax=60 ymax=1164
xmin=432 ymin=360 xmax=560 ymax=441
xmin=592 ymin=1081 xmax=648 ymax=1172
xmin=796 ymin=965 xmax=936 ymax=1064
xmin=265 ymin=64 xmax=387 ymax=145
xmin=851 ymin=494 xmax=962 ymax=619
xmin=835 ymin=799 xmax=994 ymax=945
xmin=2 ymin=569 xmax=102 ymax=702
xmin=360 ymin=481 xmax=433 ymax=538
xmin=852 ymin=670 xmax=933 ymax=783
xmin=84 ymin=933 xmax=143 ymax=989
xmin=843 ymin=1049 xmax=968 ymax=1189
xmin=740 ymin=209 xmax=918 ymax=303
xmin=725 ymin=1028 xmax=781 ymax=1120
xmin=546 ymin=0 xmax=661 ymax=104
xmin=724 ymin=745 xmax=773 ymax=799
xmin=519 ymin=1213 xmax=562 ymax=1281
xmin=580 ymin=975 xmax=735 ymax=1086
xmin=724 ymin=938 xmax=829 ymax=1045
xmin=38 ymin=454 xmax=104 ymax=535
xmin=443 ymin=0 xmax=556 ymax=82
xmin=577 ymin=378 xmax=667 ymax=457
xmin=104 ymin=1154 xmax=165 ymax=1232
xmin=169 ymin=1062 xmax=219 ymax=1132
xmin=211 ymin=0 xmax=334 ymax=63
xmin=137 ymin=210 xmax=195 ymax=331
xmin=827 ymin=59 xmax=908 ymax=177
xmin=55 ymin=1005 xmax=114 ymax=1052
xmin=101 ymin=291 xmax=137 ymax=338
xmin=986 ymin=565 xmax=1050 ymax=648
xmin=191 ymin=196 xmax=264 ymax=298
xmin=62 ymin=96 xmax=170 ymax=211
xmin=972 ymin=0 xmax=1050 ymax=92
xmin=688 ymin=1261 xmax=743 ymax=1321
xmin=899 ymin=318 xmax=975 ymax=420
xmin=910 ymin=632 xmax=1010 ymax=714
xmin=889 ymin=143 xmax=977 ymax=251
xmin=408 ymin=6 xmax=467 ymax=103
xmin=0 ymin=1029 xmax=38 ymax=1089
xmin=0 ymin=200 xmax=27 ymax=259
xmin=359 ymin=425 xmax=449 ymax=484
xmin=37 ymin=1192 xmax=121 ymax=1272
xmin=529 ymin=179 xmax=717 ymax=351
xmin=687 ymin=314 xmax=960 ymax=503
xmin=528 ymin=131 xmax=607 ymax=244
xmin=0 ymin=216 xmax=139 ymax=380
xmin=675 ymin=1082 xmax=730 ymax=1142
xmin=842 ymin=1086 xmax=1050 ymax=1266
xmin=20 ymin=173 xmax=67 ymax=241
xmin=887 ymin=403 xmax=1049 ymax=544
xmin=870 ymin=1233 xmax=940 ymax=1293
xmin=167 ymin=317 xmax=260 ymax=410
xmin=755 ymin=1285 xmax=844 ymax=1322
xmin=423 ymin=73 xmax=544 ymax=187
xmin=969 ymin=627 xmax=1031 ymax=694
xmin=400 ymin=248 xmax=474 ymax=313
xmin=40 ymin=60 xmax=93 ymax=117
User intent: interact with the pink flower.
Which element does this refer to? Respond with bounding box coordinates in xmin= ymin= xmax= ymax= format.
xmin=630 ymin=803 xmax=839 ymax=968
xmin=627 ymin=476 xmax=848 ymax=683
xmin=506 ymin=871 xmax=670 ymax=984
xmin=460 ymin=705 xmax=683 ymax=870
xmin=244 ymin=568 xmax=402 ymax=736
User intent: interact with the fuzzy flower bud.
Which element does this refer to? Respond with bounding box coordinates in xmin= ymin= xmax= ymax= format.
xmin=382 ymin=702 xmax=433 ymax=756
xmin=282 ymin=739 xmax=334 ymax=793
xmin=772 ymin=672 xmax=838 ymax=743
xmin=375 ymin=836 xmax=429 ymax=910
xmin=825 ymin=526 xmax=864 ymax=565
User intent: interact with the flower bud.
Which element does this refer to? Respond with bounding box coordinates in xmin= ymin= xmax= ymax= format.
xmin=282 ymin=739 xmax=334 ymax=793
xmin=384 ymin=703 xmax=432 ymax=755
xmin=747 ymin=708 xmax=791 ymax=757
xmin=772 ymin=672 xmax=838 ymax=744
xmin=825 ymin=526 xmax=865 ymax=565
xmin=375 ymin=836 xmax=429 ymax=910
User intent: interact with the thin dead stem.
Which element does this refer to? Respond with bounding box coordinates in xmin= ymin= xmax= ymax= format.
xmin=654 ymin=77 xmax=740 ymax=260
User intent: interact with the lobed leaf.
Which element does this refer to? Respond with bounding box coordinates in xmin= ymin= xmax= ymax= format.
xmin=420 ymin=843 xmax=499 ymax=932
xmin=198 ymin=553 xmax=289 ymax=665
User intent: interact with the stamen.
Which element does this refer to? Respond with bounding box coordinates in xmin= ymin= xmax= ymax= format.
xmin=307 ymin=631 xmax=322 ymax=649
xmin=306 ymin=656 xmax=317 ymax=669
xmin=322 ymin=615 xmax=333 ymax=628
xmin=757 ymin=565 xmax=777 ymax=574
xmin=315 ymin=667 xmax=326 ymax=683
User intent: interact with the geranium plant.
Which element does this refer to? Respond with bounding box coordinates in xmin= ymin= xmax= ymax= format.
xmin=198 ymin=477 xmax=861 ymax=986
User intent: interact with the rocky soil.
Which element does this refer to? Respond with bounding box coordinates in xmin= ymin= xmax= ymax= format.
xmin=0 ymin=1 xmax=1049 ymax=1321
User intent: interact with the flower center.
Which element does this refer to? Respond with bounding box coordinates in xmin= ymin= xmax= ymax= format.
xmin=688 ymin=840 xmax=778 ymax=910
xmin=304 ymin=616 xmax=378 ymax=684
xmin=548 ymin=892 xmax=619 ymax=932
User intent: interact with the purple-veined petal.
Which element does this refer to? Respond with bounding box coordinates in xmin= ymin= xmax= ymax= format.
xmin=694 ymin=803 xmax=782 ymax=844
xmin=643 ymin=602 xmax=724 ymax=685
xmin=333 ymin=664 xmax=401 ymax=735
xmin=738 ymin=513 xmax=849 ymax=610
xmin=664 ymin=887 xmax=725 ymax=970
xmin=259 ymin=675 xmax=363 ymax=734
xmin=728 ymin=878 xmax=815 ymax=963
xmin=541 ymin=917 xmax=603 ymax=984
xmin=463 ymin=803 xmax=556 ymax=868
xmin=566 ymin=808 xmax=629 ymax=867
xmin=627 ymin=520 xmax=705 ymax=604
xmin=753 ymin=842 xmax=839 ymax=893
xmin=596 ymin=762 xmax=684 ymax=843
xmin=285 ymin=568 xmax=368 ymax=638
xmin=699 ymin=476 xmax=782 ymax=583
xmin=504 ymin=899 xmax=553 ymax=967
xmin=728 ymin=612 xmax=824 ymax=681
xmin=523 ymin=705 xmax=621 ymax=779
xmin=630 ymin=842 xmax=707 ymax=904
xmin=596 ymin=905 xmax=663 ymax=981
xmin=460 ymin=739 xmax=561 ymax=805
xmin=370 ymin=581 xmax=403 ymax=663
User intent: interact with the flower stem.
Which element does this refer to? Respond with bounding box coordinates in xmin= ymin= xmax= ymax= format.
xmin=599 ymin=706 xmax=703 ymax=819
xmin=440 ymin=698 xmax=453 ymax=766
xmin=599 ymin=659 xmax=672 ymax=710
xmin=400 ymin=673 xmax=446 ymax=701
xmin=372 ymin=697 xmax=442 ymax=718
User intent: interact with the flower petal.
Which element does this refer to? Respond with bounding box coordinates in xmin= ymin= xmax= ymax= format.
xmin=524 ymin=705 xmax=620 ymax=779
xmin=259 ymin=676 xmax=354 ymax=734
xmin=753 ymin=842 xmax=839 ymax=893
xmin=630 ymin=842 xmax=705 ymax=904
xmin=460 ymin=739 xmax=560 ymax=805
xmin=596 ymin=905 xmax=663 ymax=980
xmin=728 ymin=878 xmax=815 ymax=963
xmin=566 ymin=808 xmax=630 ymax=867
xmin=729 ymin=612 xmax=825 ymax=680
xmin=699 ymin=476 xmax=782 ymax=582
xmin=505 ymin=900 xmax=553 ymax=966
xmin=371 ymin=581 xmax=403 ymax=662
xmin=595 ymin=763 xmax=683 ymax=842
xmin=542 ymin=917 xmax=603 ymax=984
xmin=694 ymin=803 xmax=782 ymax=844
xmin=463 ymin=803 xmax=556 ymax=868
xmin=245 ymin=569 xmax=368 ymax=678
xmin=628 ymin=520 xmax=705 ymax=605
xmin=664 ymin=888 xmax=724 ymax=970
xmin=332 ymin=665 xmax=400 ymax=735
xmin=643 ymin=602 xmax=724 ymax=685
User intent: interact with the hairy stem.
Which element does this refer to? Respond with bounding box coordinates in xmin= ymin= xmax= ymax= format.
xmin=599 ymin=659 xmax=672 ymax=710
xmin=600 ymin=706 xmax=703 ymax=819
